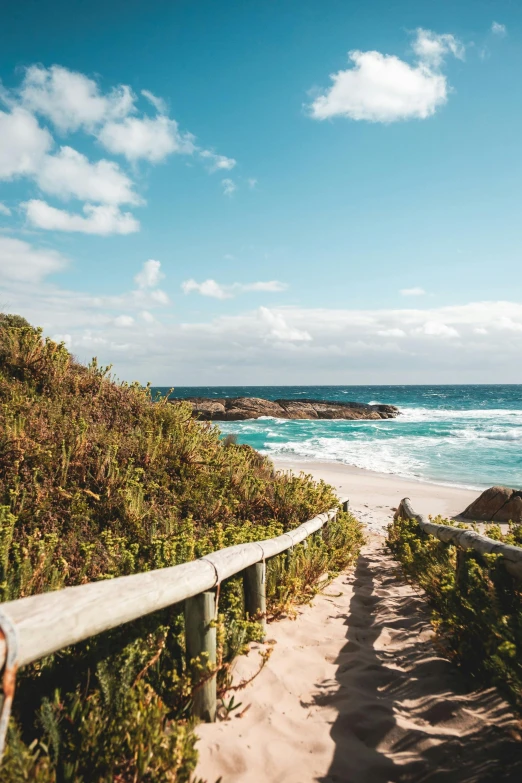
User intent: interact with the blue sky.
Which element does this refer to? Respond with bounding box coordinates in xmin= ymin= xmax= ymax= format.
xmin=1 ymin=0 xmax=522 ymax=383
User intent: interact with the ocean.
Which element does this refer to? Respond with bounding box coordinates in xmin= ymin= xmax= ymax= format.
xmin=152 ymin=386 xmax=522 ymax=491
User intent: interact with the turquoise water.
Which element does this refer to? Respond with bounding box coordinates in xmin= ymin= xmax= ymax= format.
xmin=153 ymin=386 xmax=522 ymax=490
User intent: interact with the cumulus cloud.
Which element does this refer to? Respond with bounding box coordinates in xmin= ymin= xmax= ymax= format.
xmin=309 ymin=28 xmax=463 ymax=123
xmin=0 ymin=64 xmax=238 ymax=234
xmin=0 ymin=202 xmax=11 ymax=216
xmin=414 ymin=320 xmax=459 ymax=338
xmin=4 ymin=249 xmax=522 ymax=382
xmin=259 ymin=307 xmax=312 ymax=342
xmin=131 ymin=260 xmax=169 ymax=306
xmin=114 ymin=315 xmax=134 ymax=327
xmin=20 ymin=64 xmax=133 ymax=133
xmin=400 ymin=287 xmax=426 ymax=296
xmin=411 ymin=28 xmax=465 ymax=67
xmin=135 ymin=259 xmax=164 ymax=289
xmin=491 ymin=22 xmax=507 ymax=37
xmin=36 ymin=146 xmax=140 ymax=204
xmin=23 ymin=199 xmax=140 ymax=235
xmin=0 ymin=235 xmax=68 ymax=281
xmin=182 ymin=279 xmax=287 ymax=299
xmin=98 ymin=115 xmax=195 ymax=163
xmin=221 ymin=178 xmax=236 ymax=196
xmin=0 ymin=107 xmax=52 ymax=179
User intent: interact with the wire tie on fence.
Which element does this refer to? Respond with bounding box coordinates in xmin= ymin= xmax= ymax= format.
xmin=0 ymin=610 xmax=18 ymax=761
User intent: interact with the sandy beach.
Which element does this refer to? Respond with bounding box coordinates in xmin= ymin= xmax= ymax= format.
xmin=271 ymin=458 xmax=478 ymax=533
xmin=194 ymin=461 xmax=522 ymax=782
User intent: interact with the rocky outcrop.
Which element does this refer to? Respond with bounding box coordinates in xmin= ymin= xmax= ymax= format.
xmin=175 ymin=397 xmax=399 ymax=421
xmin=461 ymin=486 xmax=522 ymax=523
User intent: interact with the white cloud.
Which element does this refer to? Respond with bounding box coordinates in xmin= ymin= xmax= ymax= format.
xmin=23 ymin=199 xmax=140 ymax=235
xmin=0 ymin=236 xmax=68 ymax=281
xmin=182 ymin=279 xmax=230 ymax=299
xmin=1 ymin=63 xmax=236 ymax=215
xmin=5 ymin=253 xmax=522 ymax=383
xmin=149 ymin=289 xmax=169 ymax=304
xmin=135 ymin=259 xmax=163 ymax=289
xmin=415 ymin=320 xmax=459 ymax=338
xmin=496 ymin=317 xmax=522 ymax=332
xmin=248 ymin=178 xmax=258 ymax=189
xmin=141 ymin=89 xmax=167 ymax=115
xmin=259 ymin=307 xmax=312 ymax=342
xmin=0 ymin=107 xmax=52 ymax=179
xmin=412 ymin=28 xmax=465 ymax=67
xmin=377 ymin=328 xmax=406 ymax=337
xmin=98 ymin=115 xmax=195 ymax=163
xmin=309 ymin=28 xmax=463 ymax=123
xmin=20 ymin=64 xmax=133 ymax=133
xmin=114 ymin=315 xmax=134 ymax=327
xmin=400 ymin=287 xmax=426 ymax=296
xmin=491 ymin=22 xmax=507 ymax=37
xmin=36 ymin=146 xmax=140 ymax=205
xmin=243 ymin=281 xmax=287 ymax=293
xmin=0 ymin=202 xmax=11 ymax=216
xmin=182 ymin=279 xmax=287 ymax=299
xmin=132 ymin=260 xmax=169 ymax=305
xmin=221 ymin=178 xmax=236 ymax=196
xmin=199 ymin=150 xmax=237 ymax=172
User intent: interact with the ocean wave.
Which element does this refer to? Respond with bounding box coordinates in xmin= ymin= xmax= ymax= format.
xmin=263 ymin=436 xmax=427 ymax=479
xmin=399 ymin=407 xmax=522 ymax=422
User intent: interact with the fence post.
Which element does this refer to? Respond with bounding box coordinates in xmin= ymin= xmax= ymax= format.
xmin=243 ymin=563 xmax=267 ymax=639
xmin=342 ymin=500 xmax=349 ymax=513
xmin=184 ymin=591 xmax=217 ymax=722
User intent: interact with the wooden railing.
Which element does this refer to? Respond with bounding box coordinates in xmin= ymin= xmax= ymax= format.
xmin=0 ymin=498 xmax=349 ymax=758
xmin=396 ymin=498 xmax=522 ymax=580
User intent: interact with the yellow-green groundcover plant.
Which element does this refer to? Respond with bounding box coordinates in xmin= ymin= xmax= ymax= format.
xmin=0 ymin=314 xmax=364 ymax=782
xmin=387 ymin=512 xmax=522 ymax=710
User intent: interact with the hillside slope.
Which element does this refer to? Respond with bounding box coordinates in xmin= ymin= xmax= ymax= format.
xmin=0 ymin=315 xmax=363 ymax=782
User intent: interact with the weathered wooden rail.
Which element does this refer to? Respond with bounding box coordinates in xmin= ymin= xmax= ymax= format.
xmin=0 ymin=498 xmax=349 ymax=758
xmin=396 ymin=498 xmax=522 ymax=580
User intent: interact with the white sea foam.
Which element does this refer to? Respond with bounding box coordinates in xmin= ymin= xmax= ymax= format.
xmin=219 ymin=401 xmax=522 ymax=489
xmin=399 ymin=407 xmax=522 ymax=422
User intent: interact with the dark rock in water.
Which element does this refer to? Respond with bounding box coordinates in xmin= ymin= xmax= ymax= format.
xmin=461 ymin=486 xmax=522 ymax=523
xmin=173 ymin=396 xmax=400 ymax=421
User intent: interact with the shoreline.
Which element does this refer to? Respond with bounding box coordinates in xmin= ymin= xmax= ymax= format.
xmin=269 ymin=454 xmax=485 ymax=492
xmin=271 ymin=457 xmax=479 ymax=533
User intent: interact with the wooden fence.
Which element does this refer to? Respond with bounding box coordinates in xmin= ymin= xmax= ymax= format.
xmin=0 ymin=498 xmax=349 ymax=758
xmin=396 ymin=497 xmax=522 ymax=580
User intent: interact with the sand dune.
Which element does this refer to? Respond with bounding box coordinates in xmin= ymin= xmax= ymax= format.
xmin=195 ymin=538 xmax=522 ymax=782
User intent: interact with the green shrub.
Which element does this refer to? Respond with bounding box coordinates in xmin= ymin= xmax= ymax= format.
xmin=387 ymin=513 xmax=522 ymax=709
xmin=0 ymin=315 xmax=363 ymax=781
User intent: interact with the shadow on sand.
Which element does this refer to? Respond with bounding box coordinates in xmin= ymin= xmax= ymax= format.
xmin=309 ymin=546 xmax=522 ymax=783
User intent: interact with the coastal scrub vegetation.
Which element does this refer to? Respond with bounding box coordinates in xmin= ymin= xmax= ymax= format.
xmin=0 ymin=314 xmax=364 ymax=781
xmin=387 ymin=513 xmax=522 ymax=710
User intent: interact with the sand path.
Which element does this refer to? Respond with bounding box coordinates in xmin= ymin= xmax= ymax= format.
xmin=195 ymin=538 xmax=522 ymax=783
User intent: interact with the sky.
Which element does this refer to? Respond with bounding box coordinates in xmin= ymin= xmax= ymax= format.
xmin=1 ymin=0 xmax=522 ymax=384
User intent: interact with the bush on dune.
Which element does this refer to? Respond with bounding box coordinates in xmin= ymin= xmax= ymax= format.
xmin=0 ymin=315 xmax=363 ymax=781
xmin=387 ymin=513 xmax=522 ymax=710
